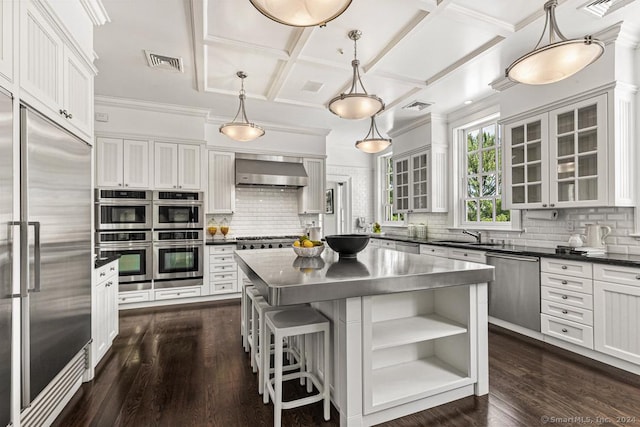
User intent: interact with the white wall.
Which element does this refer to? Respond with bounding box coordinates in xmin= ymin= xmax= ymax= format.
xmin=94 ymin=101 xmax=207 ymax=142
xmin=206 ymin=123 xmax=327 ymax=156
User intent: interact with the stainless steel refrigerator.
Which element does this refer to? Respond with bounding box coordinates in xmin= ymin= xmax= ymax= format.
xmin=0 ymin=93 xmax=92 ymax=426
xmin=0 ymin=90 xmax=13 ymax=427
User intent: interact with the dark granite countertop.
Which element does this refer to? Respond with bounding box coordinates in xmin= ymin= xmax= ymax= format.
xmin=95 ymin=254 xmax=120 ymax=269
xmin=368 ymin=234 xmax=640 ymax=268
xmin=206 ymin=239 xmax=237 ymax=245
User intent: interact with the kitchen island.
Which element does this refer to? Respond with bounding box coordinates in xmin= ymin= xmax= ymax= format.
xmin=236 ymin=246 xmax=494 ymax=427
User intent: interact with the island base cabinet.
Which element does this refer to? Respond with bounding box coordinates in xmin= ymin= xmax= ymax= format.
xmin=594 ymin=281 xmax=640 ymax=365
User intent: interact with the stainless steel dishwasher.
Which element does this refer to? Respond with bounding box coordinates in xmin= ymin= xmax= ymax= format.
xmin=486 ymin=253 xmax=541 ymax=332
xmin=395 ymin=242 xmax=420 ymax=254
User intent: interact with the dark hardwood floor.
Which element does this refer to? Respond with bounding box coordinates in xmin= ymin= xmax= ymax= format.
xmin=54 ymin=301 xmax=640 ymax=427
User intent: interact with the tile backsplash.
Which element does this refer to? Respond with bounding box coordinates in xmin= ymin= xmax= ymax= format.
xmin=206 ymin=187 xmax=317 ymax=238
xmin=388 ymin=207 xmax=640 ymax=254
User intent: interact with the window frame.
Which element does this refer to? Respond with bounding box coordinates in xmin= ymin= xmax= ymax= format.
xmin=452 ymin=113 xmax=521 ymax=231
xmin=377 ymin=152 xmax=406 ymax=227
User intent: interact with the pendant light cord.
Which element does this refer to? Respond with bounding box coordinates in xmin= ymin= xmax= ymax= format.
xmin=232 ymin=75 xmax=250 ymax=124
xmin=347 ymin=30 xmax=369 ymax=95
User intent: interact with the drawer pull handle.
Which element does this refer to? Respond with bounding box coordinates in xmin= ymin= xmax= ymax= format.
xmin=110 ymin=267 xmax=116 ymax=271
xmin=561 ymin=265 xmax=568 ymax=270
xmin=464 ymin=253 xmax=468 ymax=256
xmin=562 ymin=310 xmax=568 ymax=314
xmin=100 ymin=272 xmax=106 ymax=277
xmin=561 ymin=280 xmax=568 ymax=285
xmin=561 ymin=328 xmax=568 ymax=333
xmin=176 ymin=293 xmax=181 ymax=296
xmin=636 ymin=274 xmax=640 ymax=280
xmin=561 ymin=295 xmax=568 ymax=299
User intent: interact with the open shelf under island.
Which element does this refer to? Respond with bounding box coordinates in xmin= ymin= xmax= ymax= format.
xmin=236 ymin=246 xmax=495 ymax=427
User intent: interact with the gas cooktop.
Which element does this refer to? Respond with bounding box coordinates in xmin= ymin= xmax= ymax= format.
xmin=236 ymin=235 xmax=300 ymax=250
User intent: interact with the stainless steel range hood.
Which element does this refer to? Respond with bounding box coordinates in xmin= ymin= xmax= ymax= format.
xmin=235 ymin=153 xmax=309 ymax=187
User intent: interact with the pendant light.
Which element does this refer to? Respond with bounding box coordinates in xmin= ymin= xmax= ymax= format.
xmin=355 ymin=115 xmax=391 ymax=154
xmin=249 ymin=0 xmax=352 ymax=27
xmin=328 ymin=30 xmax=384 ymax=120
xmin=219 ymin=71 xmax=265 ymax=142
xmin=506 ymin=0 xmax=604 ymax=85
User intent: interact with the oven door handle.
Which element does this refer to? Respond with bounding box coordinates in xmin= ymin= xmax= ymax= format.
xmin=154 ymin=243 xmax=203 ymax=248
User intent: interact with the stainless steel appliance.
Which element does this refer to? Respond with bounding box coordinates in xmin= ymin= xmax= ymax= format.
xmin=0 ymin=89 xmax=12 ymax=427
xmin=153 ymin=191 xmax=204 ymax=229
xmin=235 ymin=153 xmax=308 ymax=187
xmin=95 ymin=189 xmax=152 ymax=230
xmin=153 ymin=230 xmax=203 ymax=285
xmin=486 ymin=253 xmax=541 ymax=332
xmin=95 ymin=230 xmax=153 ymax=290
xmin=236 ymin=236 xmax=299 ymax=250
xmin=18 ymin=104 xmax=92 ymax=408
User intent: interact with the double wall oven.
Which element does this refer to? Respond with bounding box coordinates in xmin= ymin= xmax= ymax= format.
xmin=95 ymin=189 xmax=205 ymax=294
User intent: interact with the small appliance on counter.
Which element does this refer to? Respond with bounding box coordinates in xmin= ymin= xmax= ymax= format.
xmin=584 ymin=223 xmax=611 ymax=249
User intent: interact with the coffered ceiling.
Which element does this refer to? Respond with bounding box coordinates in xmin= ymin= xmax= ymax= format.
xmin=94 ymin=0 xmax=640 ymax=136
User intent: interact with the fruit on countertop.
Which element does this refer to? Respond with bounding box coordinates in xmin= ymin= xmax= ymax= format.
xmin=373 ymin=222 xmax=381 ymax=233
xmin=303 ymin=239 xmax=314 ymax=248
xmin=293 ymin=240 xmax=301 ymax=247
xmin=294 ymin=235 xmax=324 ymax=247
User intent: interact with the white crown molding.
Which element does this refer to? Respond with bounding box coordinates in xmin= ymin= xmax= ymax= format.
xmin=205 ymin=115 xmax=331 ymax=136
xmin=96 ymin=131 xmax=206 ymax=146
xmin=207 ymin=146 xmax=327 ymax=160
xmin=490 ymin=75 xmax=517 ymax=92
xmin=444 ymin=4 xmax=515 ymax=37
xmin=203 ymin=35 xmax=290 ymax=60
xmin=95 ymin=95 xmax=211 ymax=118
xmin=446 ymin=93 xmax=500 ymax=126
xmin=79 ymin=0 xmax=111 ymax=26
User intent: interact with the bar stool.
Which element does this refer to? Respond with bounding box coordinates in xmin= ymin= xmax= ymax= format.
xmin=263 ymin=307 xmax=331 ymax=427
xmin=252 ymin=297 xmax=306 ymax=395
xmin=241 ymin=284 xmax=255 ymax=353
xmin=245 ymin=287 xmax=262 ymax=371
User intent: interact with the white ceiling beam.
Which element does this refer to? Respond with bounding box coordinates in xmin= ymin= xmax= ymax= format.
xmin=378 ymin=87 xmax=425 ymax=116
xmin=368 ymin=70 xmax=427 ymax=89
xmin=443 ymin=4 xmax=515 ymax=37
xmin=266 ymin=27 xmax=316 ymax=101
xmin=189 ymin=0 xmax=205 ymax=91
xmin=364 ymin=0 xmax=456 ymax=74
xmin=425 ymin=36 xmax=505 ymax=85
xmin=203 ymin=35 xmax=290 ymax=60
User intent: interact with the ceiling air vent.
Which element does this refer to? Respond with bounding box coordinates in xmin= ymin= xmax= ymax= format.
xmin=301 ymin=80 xmax=324 ymax=93
xmin=402 ymin=101 xmax=433 ymax=112
xmin=581 ymin=0 xmax=634 ymax=17
xmin=144 ymin=50 xmax=184 ymax=73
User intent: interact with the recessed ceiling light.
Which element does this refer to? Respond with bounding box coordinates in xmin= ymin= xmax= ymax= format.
xmin=464 ymin=100 xmax=473 ymax=105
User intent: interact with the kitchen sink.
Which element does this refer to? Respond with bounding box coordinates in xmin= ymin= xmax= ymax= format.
xmin=432 ymin=240 xmax=503 ymax=247
xmin=467 ymin=242 xmax=504 ymax=246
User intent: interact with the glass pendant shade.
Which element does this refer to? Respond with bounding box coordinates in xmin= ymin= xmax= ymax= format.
xmin=355 ymin=116 xmax=391 ymax=154
xmin=506 ymin=0 xmax=604 ymax=85
xmin=219 ymin=71 xmax=265 ymax=142
xmin=249 ymin=0 xmax=352 ymax=27
xmin=328 ymin=30 xmax=385 ymax=120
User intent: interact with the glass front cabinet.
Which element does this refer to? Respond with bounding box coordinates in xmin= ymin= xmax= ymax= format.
xmin=504 ymin=94 xmax=609 ymax=209
xmin=393 ymin=145 xmax=447 ymax=214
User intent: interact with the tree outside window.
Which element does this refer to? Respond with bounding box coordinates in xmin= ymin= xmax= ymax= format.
xmin=463 ymin=122 xmax=510 ymax=223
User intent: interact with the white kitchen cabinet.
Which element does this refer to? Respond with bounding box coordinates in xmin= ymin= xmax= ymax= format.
xmin=20 ymin=0 xmax=94 ymax=141
xmin=393 ymin=146 xmax=447 ymax=214
xmin=419 ymin=244 xmax=448 ymax=258
xmin=207 ymin=151 xmax=235 ymax=214
xmin=0 ymin=0 xmax=13 ymax=83
xmin=154 ymin=142 xmax=201 ymax=190
xmin=540 ymin=258 xmax=594 ymax=350
xmin=96 ymin=137 xmax=149 ymax=189
xmin=207 ymin=245 xmax=238 ymax=295
xmin=593 ymin=264 xmax=640 ymax=365
xmin=93 ymin=260 xmax=119 ymax=368
xmin=298 ymin=158 xmax=325 ymax=214
xmin=504 ymin=93 xmax=632 ymax=209
xmin=447 ymin=248 xmax=486 ymax=263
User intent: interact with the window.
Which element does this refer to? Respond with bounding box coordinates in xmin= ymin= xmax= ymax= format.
xmin=380 ymin=154 xmax=405 ymax=224
xmin=462 ymin=121 xmax=511 ymax=224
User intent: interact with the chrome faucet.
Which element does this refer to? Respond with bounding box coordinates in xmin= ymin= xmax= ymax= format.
xmin=462 ymin=229 xmax=482 ymax=244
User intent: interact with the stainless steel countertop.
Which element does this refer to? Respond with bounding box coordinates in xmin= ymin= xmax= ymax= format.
xmin=235 ymin=246 xmax=494 ymax=306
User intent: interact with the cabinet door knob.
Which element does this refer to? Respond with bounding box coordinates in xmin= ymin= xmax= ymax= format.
xmin=562 ymin=310 xmax=568 ymax=314
xmin=635 ymin=274 xmax=640 ymax=280
xmin=550 ymin=203 xmax=555 ymax=207
xmin=118 ymin=183 xmax=123 ymax=187
xmin=561 ymin=280 xmax=568 ymax=285
xmin=464 ymin=253 xmax=468 ymax=256
xmin=100 ymin=272 xmax=106 ymax=277
xmin=542 ymin=204 xmax=548 ymax=207
xmin=561 ymin=295 xmax=568 ymax=299
xmin=67 ymin=113 xmax=73 ymax=119
xmin=561 ymin=328 xmax=568 ymax=333
xmin=561 ymin=265 xmax=568 ymax=270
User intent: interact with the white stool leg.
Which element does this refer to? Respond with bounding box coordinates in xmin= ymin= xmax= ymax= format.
xmin=299 ymin=334 xmax=306 ymax=386
xmin=274 ymin=330 xmax=284 ymax=427
xmin=251 ymin=303 xmax=260 ymax=373
xmin=306 ymin=333 xmax=314 ymax=393
xmin=258 ymin=305 xmax=266 ymax=395
xmin=263 ymin=321 xmax=271 ymax=404
xmin=323 ymin=327 xmax=330 ymax=421
xmin=241 ymin=286 xmax=248 ymax=352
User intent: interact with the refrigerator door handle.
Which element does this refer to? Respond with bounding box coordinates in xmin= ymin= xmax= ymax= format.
xmin=28 ymin=221 xmax=41 ymax=293
xmin=8 ymin=221 xmax=21 ymax=298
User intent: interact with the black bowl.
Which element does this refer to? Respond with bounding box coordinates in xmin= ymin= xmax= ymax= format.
xmin=324 ymin=234 xmax=370 ymax=259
